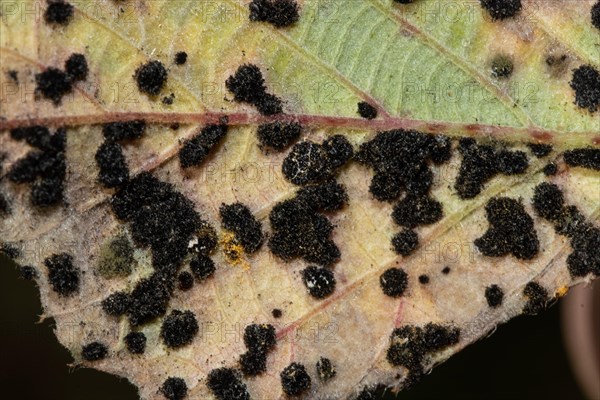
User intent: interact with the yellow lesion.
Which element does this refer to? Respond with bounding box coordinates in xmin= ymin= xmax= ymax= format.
xmin=220 ymin=231 xmax=251 ymax=271
xmin=555 ymin=286 xmax=569 ymax=298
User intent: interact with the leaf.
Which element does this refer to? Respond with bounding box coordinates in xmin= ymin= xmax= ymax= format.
xmin=1 ymin=1 xmax=599 ymax=399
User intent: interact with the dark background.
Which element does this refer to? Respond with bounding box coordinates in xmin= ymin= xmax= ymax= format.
xmin=0 ymin=254 xmax=587 ymax=400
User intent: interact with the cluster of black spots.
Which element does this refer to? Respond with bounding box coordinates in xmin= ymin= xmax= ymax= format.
xmin=81 ymin=342 xmax=108 ymax=361
xmin=490 ymin=55 xmax=514 ymax=79
xmin=0 ymin=242 xmax=20 ymax=259
xmin=225 ymin=64 xmax=283 ymax=115
xmin=124 ymin=331 xmax=146 ymax=354
xmin=355 ymin=386 xmax=383 ymax=400
xmin=174 ymin=52 xmax=188 ymax=65
xmin=160 ymin=309 xmax=199 ymax=348
xmin=316 ymin=357 xmax=336 ymax=381
xmin=127 ymin=273 xmax=173 ymax=326
xmin=379 ymin=267 xmax=408 ymax=298
xmin=301 ymin=265 xmax=336 ymax=299
xmin=65 ymin=53 xmax=89 ymax=81
xmin=386 ymin=323 xmax=460 ymax=387
xmin=35 ymin=54 xmax=88 ymax=104
xmin=527 ymin=143 xmax=553 ymax=158
xmin=95 ymin=141 xmax=129 ymax=188
xmin=543 ymin=162 xmax=558 ymax=176
xmin=101 ymin=291 xmax=130 ymax=316
xmin=268 ymin=183 xmax=347 ymax=266
xmin=532 ymin=183 xmax=600 ymax=278
xmin=485 ymin=284 xmax=504 ymax=308
xmin=280 ymin=362 xmax=311 ymax=396
xmin=179 ymin=124 xmax=228 ymax=168
xmin=272 ymin=308 xmax=282 ymax=318
xmin=418 ymin=275 xmax=430 ymax=285
xmin=190 ymin=254 xmax=216 ymax=281
xmin=206 ymin=368 xmax=250 ymax=400
xmin=44 ymin=253 xmax=79 ymax=296
xmin=563 ymin=148 xmax=600 ymax=171
xmin=522 ymin=282 xmax=549 ymax=315
xmin=21 ymin=266 xmax=39 ymax=280
xmin=570 ymin=65 xmax=600 ymax=113
xmin=357 ymin=101 xmax=378 ymax=120
xmin=474 ymin=197 xmax=539 ymax=260
xmin=545 ymin=54 xmax=569 ymax=77
xmin=391 ymin=229 xmax=419 ymax=256
xmin=219 ymin=203 xmax=264 ymax=253
xmin=135 ymin=60 xmax=168 ymax=96
xmin=455 ymin=138 xmax=528 ymax=199
xmin=160 ymin=377 xmax=188 ymax=400
xmin=8 ymin=126 xmax=66 ymax=206
xmin=177 ymin=271 xmax=194 ymax=291
xmin=592 ymin=1 xmax=600 ymax=30
xmin=44 ymin=0 xmax=74 ymax=26
xmin=282 ymin=135 xmax=354 ymax=186
xmin=248 ymin=0 xmax=299 ymax=28
xmin=240 ymin=323 xmax=276 ymax=376
xmin=392 ymin=195 xmax=443 ymax=229
xmin=479 ymin=0 xmax=521 ymax=20
xmin=103 ymin=120 xmax=146 ymax=141
xmin=256 ymin=121 xmax=302 ymax=151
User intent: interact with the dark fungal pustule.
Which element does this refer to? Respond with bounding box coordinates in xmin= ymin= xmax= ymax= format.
xmin=135 ymin=60 xmax=168 ymax=96
xmin=442 ymin=266 xmax=451 ymax=274
xmin=44 ymin=253 xmax=79 ymax=296
xmin=474 ymin=197 xmax=539 ymax=260
xmin=356 ymin=386 xmax=383 ymax=400
xmin=177 ymin=271 xmax=194 ymax=291
xmin=219 ymin=203 xmax=263 ymax=253
xmin=418 ymin=275 xmax=429 ymax=284
xmin=272 ymin=308 xmax=282 ymax=318
xmin=240 ymin=351 xmax=267 ymax=376
xmin=479 ymin=0 xmax=521 ymax=20
xmin=392 ymin=195 xmax=443 ymax=228
xmin=103 ymin=120 xmax=146 ymax=141
xmin=543 ymin=162 xmax=558 ymax=176
xmin=379 ymin=267 xmax=408 ymax=298
xmin=593 ymin=1 xmax=600 ymax=30
xmin=162 ymin=93 xmax=175 ymax=105
xmin=522 ymin=282 xmax=549 ymax=315
xmin=563 ymin=148 xmax=600 ymax=171
xmin=45 ymin=0 xmax=74 ymax=25
xmin=0 ymin=192 xmax=9 ymax=215
xmin=95 ymin=141 xmax=130 ymax=188
xmin=391 ymin=229 xmax=419 ymax=256
xmin=225 ymin=64 xmax=283 ymax=115
xmin=248 ymin=0 xmax=300 ymax=28
xmin=35 ymin=67 xmax=72 ymax=104
xmin=386 ymin=323 xmax=460 ymax=387
xmin=65 ymin=53 xmax=88 ymax=81
xmin=160 ymin=377 xmax=188 ymax=400
xmin=206 ymin=368 xmax=250 ymax=400
xmin=455 ymin=139 xmax=528 ymax=199
xmin=179 ymin=124 xmax=228 ymax=168
xmin=296 ymin=181 xmax=349 ymax=211
xmin=124 ymin=331 xmax=146 ymax=354
xmin=160 ymin=309 xmax=199 ymax=348
xmin=357 ymin=101 xmax=378 ymax=120
xmin=127 ymin=272 xmax=173 ymax=326
xmin=394 ymin=0 xmax=415 ymax=4
xmin=174 ymin=51 xmax=188 ymax=65
xmin=485 ymin=284 xmax=504 ymax=308
xmin=7 ymin=70 xmax=18 ymax=83
xmin=280 ymin=362 xmax=311 ymax=396
xmin=21 ymin=266 xmax=38 ymax=280
xmin=0 ymin=242 xmax=20 ymax=259
xmin=527 ymin=143 xmax=553 ymax=158
xmin=570 ymin=65 xmax=600 ymax=113
xmin=81 ymin=342 xmax=108 ymax=361
xmin=316 ymin=357 xmax=336 ymax=381
xmin=189 ymin=221 xmax=218 ymax=256
xmin=302 ymin=266 xmax=336 ymax=299
xmin=490 ymin=54 xmax=514 ymax=79
xmin=101 ymin=291 xmax=130 ymax=316
xmin=256 ymin=121 xmax=302 ymax=151
xmin=190 ymin=254 xmax=215 ymax=281
xmin=240 ymin=324 xmax=276 ymax=375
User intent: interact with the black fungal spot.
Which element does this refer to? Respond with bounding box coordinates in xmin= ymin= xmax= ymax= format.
xmin=35 ymin=67 xmax=72 ymax=105
xmin=21 ymin=266 xmax=38 ymax=280
xmin=207 ymin=368 xmax=250 ymax=400
xmin=179 ymin=124 xmax=228 ymax=168
xmin=522 ymin=282 xmax=549 ymax=315
xmin=394 ymin=0 xmax=415 ymax=4
xmin=124 ymin=331 xmax=146 ymax=354
xmin=386 ymin=323 xmax=460 ymax=387
xmin=239 ymin=323 xmax=276 ymax=375
xmin=356 ymin=386 xmax=382 ymax=400
xmin=527 ymin=143 xmax=553 ymax=158
xmin=249 ymin=0 xmax=300 ymax=28
xmin=0 ymin=192 xmax=9 ymax=215
xmin=545 ymin=54 xmax=569 ymax=77
xmin=392 ymin=195 xmax=443 ymax=228
xmin=418 ymin=275 xmax=429 ymax=284
xmin=485 ymin=284 xmax=504 ymax=308
xmin=162 ymin=93 xmax=175 ymax=105
xmin=160 ymin=309 xmax=199 ymax=348
xmin=135 ymin=60 xmax=168 ymax=96
xmin=532 ymin=182 xmax=564 ymax=221
xmin=380 ymin=267 xmax=408 ymax=297
xmin=297 ymin=181 xmax=349 ymax=212
xmin=570 ymin=65 xmax=600 ymax=113
xmin=280 ymin=362 xmax=311 ymax=396
xmin=0 ymin=242 xmax=20 ymax=259
xmin=127 ymin=273 xmax=173 ymax=326
xmin=455 ymin=139 xmax=528 ymax=199
xmin=474 ymin=197 xmax=539 ymax=260
xmin=98 ymin=234 xmax=135 ymax=278
xmin=160 ymin=377 xmax=188 ymax=400
xmin=7 ymin=70 xmax=18 ymax=83
xmin=272 ymin=308 xmax=282 ymax=318
xmin=480 ymin=0 xmax=521 ymax=21
xmin=65 ymin=53 xmax=88 ymax=81
xmin=302 ymin=266 xmax=336 ymax=299
xmin=563 ymin=148 xmax=600 ymax=171
xmin=190 ymin=223 xmax=219 ymax=256
xmin=316 ymin=357 xmax=336 ymax=381
xmin=190 ymin=254 xmax=216 ymax=281
xmin=256 ymin=121 xmax=302 ymax=151
xmin=391 ymin=229 xmax=419 ymax=256
xmin=45 ymin=0 xmax=74 ymax=25
xmin=174 ymin=52 xmax=188 ymax=65
xmin=442 ymin=266 xmax=451 ymax=274
xmin=95 ymin=141 xmax=130 ymax=188
xmin=240 ymin=351 xmax=267 ymax=376
xmin=490 ymin=55 xmax=514 ymax=79
xmin=177 ymin=271 xmax=194 ymax=291
xmin=357 ymin=101 xmax=378 ymax=120
xmin=226 ymin=64 xmax=283 ymax=115
xmin=220 ymin=203 xmax=264 ymax=253
xmin=44 ymin=253 xmax=79 ymax=296
xmin=81 ymin=342 xmax=108 ymax=361
xmin=322 ymin=135 xmax=354 ymax=169
xmin=543 ymin=162 xmax=558 ymax=176
xmin=593 ymin=1 xmax=600 ymax=30
xmin=102 ymin=291 xmax=130 ymax=316
xmin=103 ymin=120 xmax=146 ymax=141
